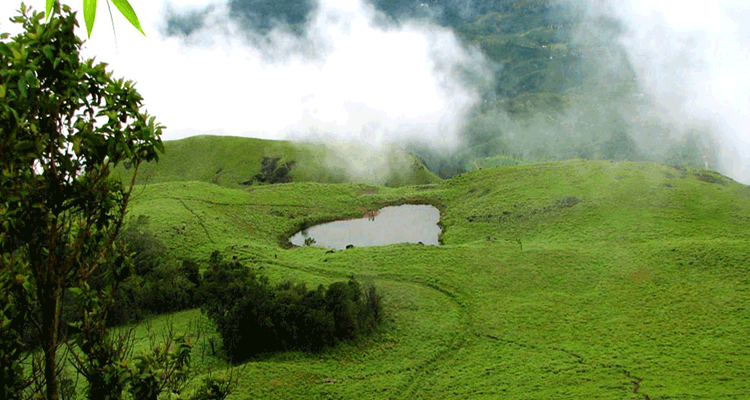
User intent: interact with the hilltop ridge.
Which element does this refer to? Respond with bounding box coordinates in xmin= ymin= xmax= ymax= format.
xmin=114 ymin=135 xmax=440 ymax=188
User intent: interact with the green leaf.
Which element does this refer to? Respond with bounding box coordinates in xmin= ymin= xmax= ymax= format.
xmin=0 ymin=85 xmax=5 ymax=99
xmin=17 ymin=77 xmax=27 ymax=98
xmin=45 ymin=0 xmax=54 ymax=21
xmin=25 ymin=71 xmax=35 ymax=87
xmin=83 ymin=0 xmax=98 ymax=38
xmin=110 ymin=0 xmax=145 ymax=36
xmin=42 ymin=45 xmax=54 ymax=62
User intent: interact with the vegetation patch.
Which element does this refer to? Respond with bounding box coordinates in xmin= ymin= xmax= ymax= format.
xmin=694 ymin=171 xmax=727 ymax=185
xmin=200 ymin=251 xmax=383 ymax=363
xmin=243 ymin=156 xmax=296 ymax=185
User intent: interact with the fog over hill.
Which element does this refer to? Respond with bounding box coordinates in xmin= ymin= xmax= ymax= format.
xmin=1 ymin=0 xmax=748 ymax=182
xmin=593 ymin=0 xmax=750 ymax=182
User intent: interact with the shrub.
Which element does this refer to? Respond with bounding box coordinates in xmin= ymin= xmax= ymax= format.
xmin=180 ymin=258 xmax=202 ymax=289
xmin=191 ymin=375 xmax=233 ymax=400
xmin=241 ymin=157 xmax=296 ymax=185
xmin=109 ymin=225 xmax=201 ymax=323
xmin=137 ymin=264 xmax=197 ymax=314
xmin=200 ymin=252 xmax=384 ymax=362
xmin=106 ymin=276 xmax=147 ymax=326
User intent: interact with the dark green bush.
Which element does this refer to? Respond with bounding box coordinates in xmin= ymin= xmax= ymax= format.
xmin=137 ymin=264 xmax=198 ymax=314
xmin=105 ymin=275 xmax=147 ymax=326
xmin=87 ymin=223 xmax=201 ymax=326
xmin=200 ymin=252 xmax=383 ymax=363
xmin=241 ymin=157 xmax=296 ymax=185
xmin=180 ymin=258 xmax=202 ymax=289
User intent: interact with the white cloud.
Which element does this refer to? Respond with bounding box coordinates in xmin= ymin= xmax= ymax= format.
xmin=6 ymin=0 xmax=489 ymax=151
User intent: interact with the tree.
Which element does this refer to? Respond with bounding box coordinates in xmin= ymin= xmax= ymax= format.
xmin=0 ymin=3 xmax=163 ymax=399
xmin=602 ymin=129 xmax=639 ymax=161
xmin=200 ymin=251 xmax=384 ymax=362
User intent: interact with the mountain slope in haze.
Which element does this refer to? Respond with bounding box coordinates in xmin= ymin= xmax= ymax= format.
xmin=124 ymin=160 xmax=750 ymax=398
xmin=114 ymin=135 xmax=440 ymax=188
xmin=408 ymin=1 xmax=717 ymax=178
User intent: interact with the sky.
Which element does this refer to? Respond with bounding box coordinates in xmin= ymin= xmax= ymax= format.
xmin=2 ymin=0 xmax=749 ymax=181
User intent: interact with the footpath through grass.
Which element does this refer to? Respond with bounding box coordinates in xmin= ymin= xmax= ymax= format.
xmin=125 ymin=159 xmax=750 ymax=399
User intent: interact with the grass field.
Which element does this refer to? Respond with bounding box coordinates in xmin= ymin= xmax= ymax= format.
xmin=121 ymin=151 xmax=750 ymax=399
xmin=114 ymin=135 xmax=440 ymax=189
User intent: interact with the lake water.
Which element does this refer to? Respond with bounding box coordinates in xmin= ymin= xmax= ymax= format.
xmin=289 ymin=204 xmax=441 ymax=249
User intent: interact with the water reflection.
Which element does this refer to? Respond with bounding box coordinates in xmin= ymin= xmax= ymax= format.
xmin=290 ymin=204 xmax=440 ymax=249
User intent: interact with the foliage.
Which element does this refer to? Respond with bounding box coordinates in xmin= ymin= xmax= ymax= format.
xmin=0 ymin=3 xmax=162 ymax=399
xmin=248 ymin=156 xmax=296 ymax=185
xmin=45 ymin=0 xmax=144 ymax=38
xmin=104 ymin=274 xmax=145 ymax=326
xmin=665 ymin=131 xmax=716 ymax=169
xmin=127 ymin=334 xmax=192 ymax=400
xmin=116 ymin=215 xmax=166 ymax=277
xmin=200 ymin=251 xmax=383 ymax=363
xmin=136 ymin=263 xmax=198 ymax=315
xmin=190 ymin=374 xmax=232 ymax=400
xmin=602 ymin=128 xmax=640 ymax=161
xmin=67 ymin=279 xmax=131 ymax=400
xmin=108 ymin=226 xmax=201 ymax=325
xmin=52 ymin=218 xmax=199 ymax=330
xmin=0 ymin=266 xmax=33 ymax=400
xmin=67 ymin=279 xmax=226 ymax=400
xmin=179 ymin=258 xmax=201 ymax=289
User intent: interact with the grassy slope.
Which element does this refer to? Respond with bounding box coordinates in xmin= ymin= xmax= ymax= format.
xmin=114 ymin=135 xmax=440 ymax=188
xmin=125 ymin=159 xmax=750 ymax=399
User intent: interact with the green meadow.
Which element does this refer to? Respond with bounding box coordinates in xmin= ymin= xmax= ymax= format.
xmin=121 ymin=137 xmax=750 ymax=399
xmin=117 ymin=135 xmax=440 ymax=189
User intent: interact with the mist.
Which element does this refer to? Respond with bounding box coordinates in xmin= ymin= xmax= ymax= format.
xmin=32 ymin=0 xmax=490 ymax=151
xmin=600 ymin=0 xmax=750 ymax=182
xmin=2 ymin=0 xmax=748 ymax=183
xmin=425 ymin=0 xmax=749 ymax=183
xmin=8 ymin=0 xmax=492 ymax=182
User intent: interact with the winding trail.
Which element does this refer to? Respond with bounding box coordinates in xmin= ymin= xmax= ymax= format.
xmin=175 ymin=198 xmax=214 ymax=244
xmin=235 ymin=247 xmax=654 ymax=399
xmin=252 ymin=254 xmax=475 ymax=396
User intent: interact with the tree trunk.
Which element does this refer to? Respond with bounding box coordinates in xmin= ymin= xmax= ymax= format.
xmin=40 ymin=282 xmax=62 ymax=400
xmin=43 ymin=341 xmax=59 ymax=400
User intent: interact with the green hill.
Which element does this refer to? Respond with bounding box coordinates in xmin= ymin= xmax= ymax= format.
xmin=124 ymin=159 xmax=750 ymax=398
xmin=114 ymin=135 xmax=441 ymax=188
